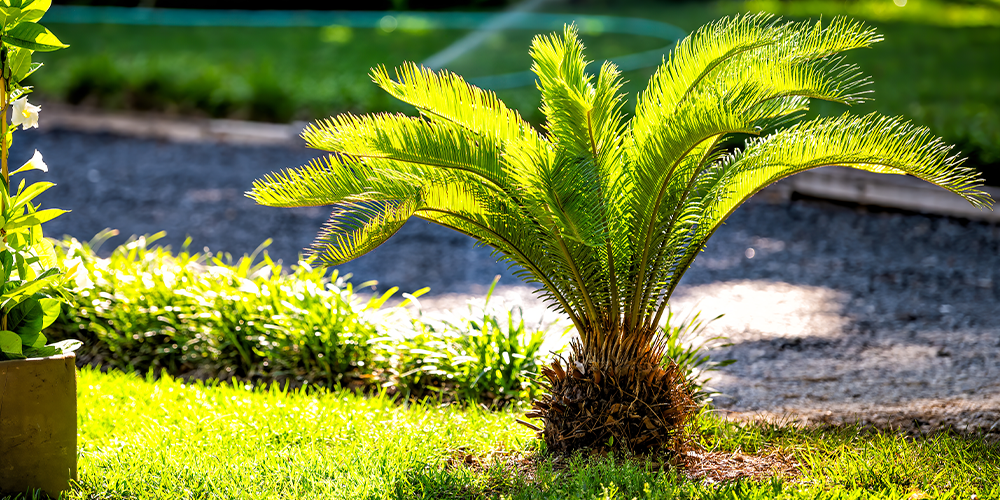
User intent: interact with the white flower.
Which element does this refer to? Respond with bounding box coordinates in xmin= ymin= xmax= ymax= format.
xmin=11 ymin=150 xmax=47 ymax=175
xmin=11 ymin=97 xmax=40 ymax=130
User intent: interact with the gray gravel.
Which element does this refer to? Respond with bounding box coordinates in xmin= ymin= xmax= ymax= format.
xmin=22 ymin=128 xmax=1000 ymax=433
xmin=22 ymin=129 xmax=510 ymax=294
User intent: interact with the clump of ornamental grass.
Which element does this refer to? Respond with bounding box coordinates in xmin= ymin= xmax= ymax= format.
xmin=248 ymin=14 xmax=992 ymax=455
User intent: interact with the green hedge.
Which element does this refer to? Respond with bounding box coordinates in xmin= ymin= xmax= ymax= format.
xmin=48 ymin=230 xmax=551 ymax=405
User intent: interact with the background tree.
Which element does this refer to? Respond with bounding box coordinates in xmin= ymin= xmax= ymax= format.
xmin=248 ymin=14 xmax=992 ymax=454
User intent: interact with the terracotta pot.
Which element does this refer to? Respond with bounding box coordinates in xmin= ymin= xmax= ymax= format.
xmin=0 ymin=353 xmax=77 ymax=498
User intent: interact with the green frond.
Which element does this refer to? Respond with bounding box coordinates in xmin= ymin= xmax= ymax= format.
xmin=531 ymin=24 xmax=595 ymax=155
xmin=638 ymin=12 xmax=782 ymax=115
xmin=626 ymin=14 xmax=883 ymax=316
xmin=371 ymin=62 xmax=537 ymax=145
xmin=783 ymin=16 xmax=883 ymax=63
xmin=706 ymin=112 xmax=991 ymax=224
xmin=638 ymin=13 xmax=880 ymax=116
xmin=525 ymin=26 xmax=634 ymax=327
xmin=414 ymin=181 xmax=592 ymax=330
xmin=659 ymin=112 xmax=993 ymax=297
xmin=310 ymin=198 xmax=419 ymax=266
xmin=302 ymin=113 xmax=514 ymax=198
xmin=246 ymin=154 xmax=418 ymax=208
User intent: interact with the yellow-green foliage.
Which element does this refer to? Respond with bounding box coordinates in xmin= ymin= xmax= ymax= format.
xmin=48 ymin=232 xmax=552 ymax=404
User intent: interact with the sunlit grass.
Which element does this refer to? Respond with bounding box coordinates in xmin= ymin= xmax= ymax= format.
xmin=14 ymin=368 xmax=988 ymax=499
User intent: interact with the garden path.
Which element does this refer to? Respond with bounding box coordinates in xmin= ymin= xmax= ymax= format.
xmin=24 ymin=127 xmax=1000 ymax=437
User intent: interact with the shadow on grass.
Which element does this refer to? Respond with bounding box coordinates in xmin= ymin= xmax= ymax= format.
xmin=381 ymin=418 xmax=1000 ymax=500
xmin=382 ymin=445 xmax=797 ymax=499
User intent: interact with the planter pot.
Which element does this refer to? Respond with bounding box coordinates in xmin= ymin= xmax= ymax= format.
xmin=0 ymin=353 xmax=77 ymax=498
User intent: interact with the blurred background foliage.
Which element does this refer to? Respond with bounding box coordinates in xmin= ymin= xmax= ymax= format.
xmin=32 ymin=0 xmax=1000 ymax=183
xmin=54 ymin=0 xmax=514 ymax=10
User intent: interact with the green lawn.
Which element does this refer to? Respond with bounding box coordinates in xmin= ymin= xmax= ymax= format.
xmin=5 ymin=368 xmax=986 ymax=499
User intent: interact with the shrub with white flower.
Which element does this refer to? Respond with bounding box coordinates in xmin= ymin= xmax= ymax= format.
xmin=0 ymin=3 xmax=79 ymax=360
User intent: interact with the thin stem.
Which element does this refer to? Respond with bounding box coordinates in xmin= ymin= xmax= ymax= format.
xmin=1 ymin=70 xmax=8 ymax=332
xmin=1 ymin=77 xmax=8 ymax=188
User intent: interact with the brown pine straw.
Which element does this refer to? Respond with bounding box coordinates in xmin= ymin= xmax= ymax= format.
xmin=444 ymin=443 xmax=803 ymax=487
xmin=676 ymin=449 xmax=802 ymax=484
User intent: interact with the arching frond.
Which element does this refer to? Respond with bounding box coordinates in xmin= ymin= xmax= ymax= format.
xmin=639 ymin=14 xmax=880 ymax=116
xmin=371 ymin=62 xmax=537 ymax=145
xmin=302 ymin=113 xmax=514 ymax=199
xmin=414 ymin=180 xmax=592 ymax=332
xmin=310 ymin=198 xmax=418 ymax=266
xmin=625 ymin=15 xmax=884 ymax=330
xmin=660 ymin=112 xmax=992 ymax=302
xmin=247 ymin=154 xmax=418 ymax=208
xmin=708 ymin=113 xmax=990 ymax=221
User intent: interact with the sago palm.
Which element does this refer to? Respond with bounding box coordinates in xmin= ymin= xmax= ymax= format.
xmin=248 ymin=14 xmax=992 ymax=454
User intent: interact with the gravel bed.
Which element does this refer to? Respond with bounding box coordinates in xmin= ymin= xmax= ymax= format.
xmin=23 ymin=128 xmax=1000 ymax=435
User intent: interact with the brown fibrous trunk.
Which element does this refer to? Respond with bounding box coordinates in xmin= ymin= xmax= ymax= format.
xmin=525 ymin=338 xmax=696 ymax=455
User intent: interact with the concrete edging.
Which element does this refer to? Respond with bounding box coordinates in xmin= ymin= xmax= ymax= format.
xmin=771 ymin=167 xmax=1000 ymax=222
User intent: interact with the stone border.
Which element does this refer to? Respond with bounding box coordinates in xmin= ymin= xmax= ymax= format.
xmin=42 ymin=105 xmax=308 ymax=146
xmin=769 ymin=166 xmax=1000 ymax=223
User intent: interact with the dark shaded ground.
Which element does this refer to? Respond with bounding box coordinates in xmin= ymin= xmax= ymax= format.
xmin=24 ymin=129 xmax=510 ymax=294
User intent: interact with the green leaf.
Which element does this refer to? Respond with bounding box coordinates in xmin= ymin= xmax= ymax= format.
xmin=0 ymin=6 xmax=20 ymax=27
xmin=9 ymin=295 xmax=43 ymax=339
xmin=23 ymin=344 xmax=56 ymax=358
xmin=1 ymin=273 xmax=57 ymax=308
xmin=31 ymin=237 xmax=56 ymax=269
xmin=20 ymin=61 xmax=41 ymax=81
xmin=0 ymin=251 xmax=12 ymax=282
xmin=5 ymin=208 xmax=69 ymax=230
xmin=0 ymin=329 xmax=21 ymax=355
xmin=8 ymin=47 xmax=31 ymax=83
xmin=20 ymin=0 xmax=50 ymax=23
xmin=6 ymin=0 xmax=22 ymax=9
xmin=38 ymin=296 xmax=59 ymax=329
xmin=8 ymin=181 xmax=53 ymax=215
xmin=5 ymin=22 xmax=67 ymax=52
xmin=19 ymin=329 xmax=44 ymax=348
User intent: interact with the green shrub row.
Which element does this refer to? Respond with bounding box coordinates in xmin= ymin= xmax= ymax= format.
xmin=48 ymin=231 xmax=732 ymax=406
xmin=48 ymin=230 xmax=551 ymax=405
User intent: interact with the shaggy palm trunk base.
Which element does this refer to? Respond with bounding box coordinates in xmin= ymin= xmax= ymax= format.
xmin=526 ymin=341 xmax=696 ymax=454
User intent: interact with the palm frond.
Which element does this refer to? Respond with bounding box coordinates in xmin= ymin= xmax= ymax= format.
xmin=709 ymin=112 xmax=991 ymax=220
xmin=246 ymin=154 xmax=418 ymax=208
xmin=639 ymin=14 xmax=880 ymax=116
xmin=310 ymin=198 xmax=418 ymax=266
xmin=414 ymin=180 xmax=591 ymax=331
xmin=371 ymin=62 xmax=537 ymax=145
xmin=658 ymin=112 xmax=992 ymax=302
xmin=302 ymin=113 xmax=515 ymax=199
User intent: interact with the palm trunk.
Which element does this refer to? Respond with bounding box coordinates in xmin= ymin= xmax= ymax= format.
xmin=525 ymin=328 xmax=695 ymax=455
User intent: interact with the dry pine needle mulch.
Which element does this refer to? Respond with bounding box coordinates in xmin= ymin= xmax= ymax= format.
xmin=677 ymin=449 xmax=802 ymax=484
xmin=444 ymin=444 xmax=802 ymax=487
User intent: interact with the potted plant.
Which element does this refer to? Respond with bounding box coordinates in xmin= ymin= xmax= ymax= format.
xmin=0 ymin=1 xmax=79 ymax=497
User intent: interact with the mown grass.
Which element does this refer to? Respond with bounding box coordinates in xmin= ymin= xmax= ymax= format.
xmin=5 ymin=368 xmax=992 ymax=499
